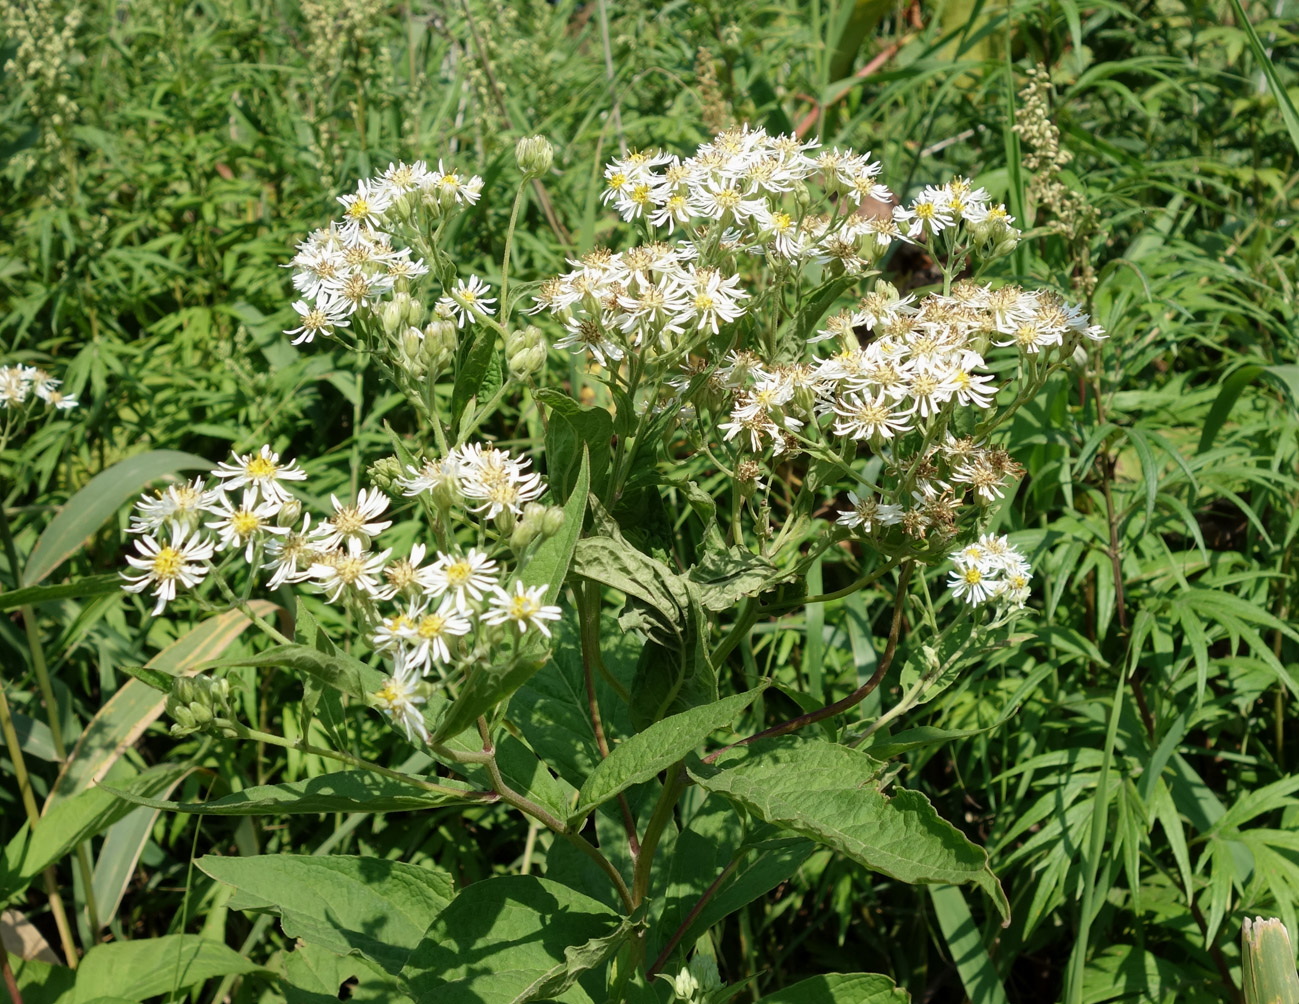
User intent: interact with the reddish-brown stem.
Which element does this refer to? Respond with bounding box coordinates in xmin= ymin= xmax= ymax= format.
xmin=2 ymin=950 xmax=24 ymax=1004
xmin=702 ymin=562 xmax=912 ymax=765
xmin=646 ymin=857 xmax=741 ymax=978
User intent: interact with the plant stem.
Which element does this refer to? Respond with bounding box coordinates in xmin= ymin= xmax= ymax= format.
xmin=646 ymin=855 xmax=742 ymax=978
xmin=499 ymin=183 xmax=527 ymax=324
xmin=704 ymin=562 xmax=912 ymax=764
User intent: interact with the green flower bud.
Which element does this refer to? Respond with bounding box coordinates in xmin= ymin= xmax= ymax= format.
xmin=687 ymin=956 xmax=722 ymax=994
xmin=515 ymin=135 xmax=554 ymax=179
xmin=367 ymin=456 xmax=404 ymax=494
xmin=276 ymin=497 xmax=302 ymax=528
xmin=494 ymin=507 xmax=517 ymax=536
xmin=510 ymin=518 xmax=540 ymax=554
xmin=380 ymin=293 xmax=410 ymax=337
xmin=541 ymin=506 xmax=566 ymax=538
xmin=508 ymin=344 xmax=546 ymax=380
xmin=406 ymin=297 xmax=426 ymax=329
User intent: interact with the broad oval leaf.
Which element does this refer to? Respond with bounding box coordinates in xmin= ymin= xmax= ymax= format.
xmin=197 ymin=854 xmax=454 ymax=976
xmin=574 ymin=687 xmax=765 ymax=821
xmin=23 ymin=449 xmax=211 ymax=586
xmin=400 ymin=874 xmax=625 ymax=1004
xmin=687 ymin=736 xmax=1010 ymax=921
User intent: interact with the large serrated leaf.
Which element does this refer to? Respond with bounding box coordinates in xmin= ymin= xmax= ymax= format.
xmin=574 ymin=688 xmax=764 ymax=821
xmin=23 ymin=449 xmax=211 ymax=586
xmin=400 ymin=875 xmax=622 ymax=1004
xmin=687 ymin=736 xmax=1010 ymax=921
xmin=197 ymin=854 xmax=453 ymax=975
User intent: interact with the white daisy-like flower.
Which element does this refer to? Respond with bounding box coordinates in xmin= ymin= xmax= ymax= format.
xmin=313 ymin=489 xmax=393 ymax=552
xmin=336 ymin=178 xmax=393 ymax=239
xmin=830 ymin=391 xmax=915 ymax=441
xmin=482 ymin=581 xmax=562 ymax=637
xmin=835 ymin=491 xmax=904 ymax=533
xmin=211 ymin=445 xmax=308 ymax=504
xmin=121 ymin=528 xmax=215 ymax=616
xmin=129 ymin=476 xmax=215 ymax=535
xmin=420 ymin=547 xmax=499 ymax=612
xmin=203 ymin=488 xmax=289 ymax=563
xmin=947 ymin=563 xmax=992 ymax=605
xmin=284 ymin=298 xmax=351 ymax=346
xmin=405 ymin=595 xmax=474 ymax=669
xmin=437 ymin=275 xmax=497 ymax=328
xmin=261 ymin=514 xmax=319 ymax=590
xmin=458 ymin=446 xmax=546 ymax=521
xmin=372 ymin=650 xmax=429 ymax=744
xmin=309 ymin=547 xmax=392 ymax=604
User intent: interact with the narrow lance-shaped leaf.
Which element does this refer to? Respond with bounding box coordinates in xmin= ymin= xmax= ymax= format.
xmin=23 ymin=449 xmax=211 ymax=586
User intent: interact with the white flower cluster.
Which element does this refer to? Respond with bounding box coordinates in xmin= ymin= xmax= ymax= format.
xmin=120 ymin=442 xmax=562 ymax=746
xmin=0 ymin=363 xmax=78 ymax=411
xmin=283 ymin=160 xmax=488 ymax=346
xmin=946 ymin=534 xmax=1032 ymax=608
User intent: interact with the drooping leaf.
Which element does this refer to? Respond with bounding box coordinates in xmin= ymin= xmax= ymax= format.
xmin=687 ymin=737 xmax=1010 ymax=920
xmin=0 ymin=764 xmax=186 ymax=902
xmin=105 ymin=770 xmax=477 ymax=816
xmin=750 ymin=973 xmax=909 ymax=1004
xmin=400 ymin=875 xmax=623 ymax=1004
xmin=574 ymin=688 xmax=764 ymax=821
xmin=688 ymin=545 xmax=795 ymax=613
xmin=23 ymin=449 xmax=211 ymax=586
xmin=198 ymin=854 xmax=453 ymax=975
xmin=49 ymin=603 xmax=277 ymax=805
xmin=284 ymin=942 xmax=410 ymax=1004
xmin=70 ymin=935 xmax=262 ymax=1003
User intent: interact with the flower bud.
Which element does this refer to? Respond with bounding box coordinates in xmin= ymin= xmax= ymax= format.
xmin=367 ymin=456 xmax=404 ymax=494
xmin=506 ymin=325 xmax=547 ymax=380
xmin=687 ymin=956 xmax=722 ymax=994
xmin=515 ymin=135 xmax=554 ymax=179
xmin=791 ymin=181 xmax=811 ymax=211
xmin=276 ymin=497 xmax=302 ymax=528
xmin=541 ymin=506 xmax=566 ymax=538
xmin=510 ymin=517 xmax=540 ymax=554
xmin=494 ymin=506 xmax=517 ymax=536
xmin=381 ymin=293 xmax=410 ymax=337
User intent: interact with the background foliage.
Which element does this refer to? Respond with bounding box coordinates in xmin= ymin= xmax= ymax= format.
xmin=2 ymin=0 xmax=1298 ymax=1002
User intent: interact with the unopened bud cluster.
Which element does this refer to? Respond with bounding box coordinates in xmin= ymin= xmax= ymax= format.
xmin=166 ymin=676 xmax=238 ymax=738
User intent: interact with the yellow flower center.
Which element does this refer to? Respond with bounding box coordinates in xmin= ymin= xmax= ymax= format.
xmin=245 ymin=456 xmax=277 ymax=479
xmin=443 ymin=561 xmax=471 ymax=587
xmin=418 ymin=614 xmax=447 ymax=639
xmin=151 ymin=546 xmax=184 ymax=579
xmin=346 ymin=198 xmax=370 ymax=220
xmin=231 ymin=511 xmax=261 ymax=537
xmin=509 ymin=596 xmax=540 ymax=619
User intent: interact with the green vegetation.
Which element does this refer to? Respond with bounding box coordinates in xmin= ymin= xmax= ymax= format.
xmin=2 ymin=2 xmax=1298 ymax=1003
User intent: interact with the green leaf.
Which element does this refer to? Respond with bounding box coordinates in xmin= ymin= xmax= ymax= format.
xmin=751 ymin=973 xmax=909 ymax=1004
xmin=687 ymin=737 xmax=1009 ymax=921
xmin=70 ymin=935 xmax=262 ymax=1003
xmin=574 ymin=688 xmax=764 ymax=821
xmin=521 ymin=447 xmax=589 ymax=608
xmin=105 ymin=770 xmax=476 ymax=816
xmin=688 ymin=546 xmax=795 ymax=613
xmin=784 ymin=274 xmax=861 ymax=344
xmin=285 ymin=942 xmax=409 ymax=1004
xmin=197 ymin=854 xmax=454 ymax=975
xmin=451 ymin=326 xmax=500 ymax=429
xmin=0 ymin=573 xmax=121 ymax=612
xmin=400 ymin=875 xmax=623 ymax=1004
xmin=1225 ymin=0 xmax=1299 ymax=157
xmin=1 ymin=764 xmax=185 ymax=903
xmin=23 ymin=450 xmax=211 ymax=586
xmin=49 ymin=603 xmax=276 ymax=804
xmin=536 ymin=389 xmax=612 ymax=502
xmin=929 ymin=884 xmax=1009 ymax=1004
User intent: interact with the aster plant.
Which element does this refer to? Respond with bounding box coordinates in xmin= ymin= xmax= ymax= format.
xmin=113 ymin=124 xmax=1107 ymax=1002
